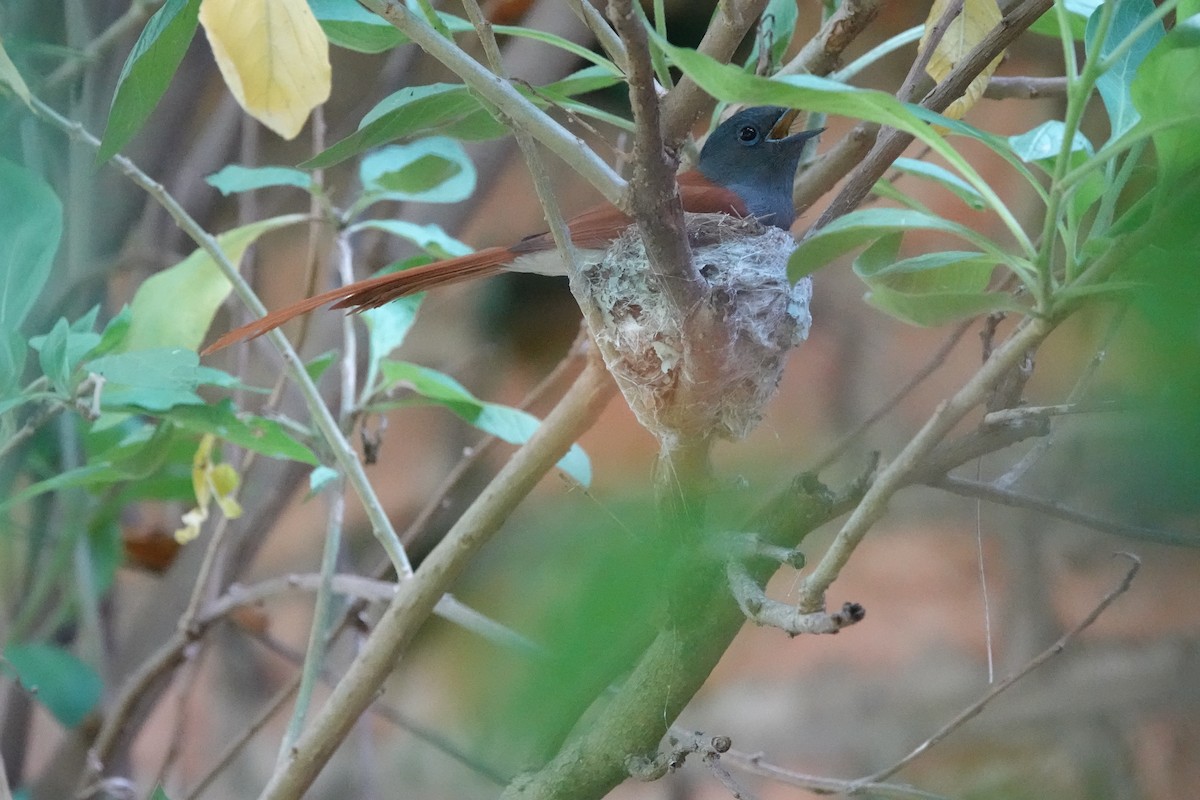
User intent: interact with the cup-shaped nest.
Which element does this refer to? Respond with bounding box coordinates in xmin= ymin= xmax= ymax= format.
xmin=575 ymin=213 xmax=811 ymax=448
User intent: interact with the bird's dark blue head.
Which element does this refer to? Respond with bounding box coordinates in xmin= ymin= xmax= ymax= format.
xmin=696 ymin=106 xmax=822 ymax=229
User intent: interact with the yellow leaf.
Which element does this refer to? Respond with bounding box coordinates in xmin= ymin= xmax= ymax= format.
xmin=919 ymin=0 xmax=1004 ymax=120
xmin=199 ymin=0 xmax=331 ymax=139
xmin=0 ymin=36 xmax=32 ymax=109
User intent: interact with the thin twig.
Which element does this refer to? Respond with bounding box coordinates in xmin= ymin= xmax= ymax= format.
xmin=776 ymin=0 xmax=882 ymax=79
xmin=853 ymin=553 xmax=1141 ymax=786
xmin=720 ymin=749 xmax=950 ymax=799
xmin=811 ymin=319 xmax=975 ymax=472
xmin=984 ymin=75 xmax=1068 ymax=99
xmin=932 ymin=476 xmax=1198 ymax=547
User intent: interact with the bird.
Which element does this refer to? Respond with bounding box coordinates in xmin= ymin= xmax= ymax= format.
xmin=203 ymin=106 xmax=821 ymax=355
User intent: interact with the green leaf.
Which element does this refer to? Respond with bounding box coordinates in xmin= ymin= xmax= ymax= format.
xmin=2 ymin=643 xmax=102 ymax=727
xmin=788 ymin=208 xmax=1011 ymax=281
xmin=346 ymin=221 xmax=472 ymax=258
xmin=363 ymin=293 xmax=423 ymax=394
xmin=30 ymin=318 xmax=99 ymax=394
xmin=87 ymin=347 xmax=236 ymax=411
xmin=1008 ymin=120 xmax=1094 ymax=168
xmin=206 ymin=165 xmax=313 ymax=195
xmin=1131 ymin=15 xmax=1200 ymax=183
xmin=1008 ymin=120 xmax=1103 ymax=222
xmin=890 ymin=157 xmax=986 ymax=209
xmin=305 ymin=349 xmax=337 ymax=382
xmin=150 ymin=786 xmax=174 ymax=800
xmin=865 ymin=283 xmax=1021 ymax=326
xmin=309 ymin=464 xmax=339 ymax=494
xmin=302 ymin=84 xmax=500 ymax=169
xmin=0 ymin=329 xmax=27 ymax=399
xmin=1028 ymin=0 xmax=1101 ymax=40
xmin=359 ymin=138 xmax=476 ymax=204
xmin=1086 ymin=0 xmax=1163 ymax=140
xmin=853 ymin=234 xmax=1016 ymax=326
xmin=310 ymin=0 xmax=409 ymax=53
xmin=0 ymin=34 xmax=32 ymax=108
xmin=163 ymin=400 xmax=318 ymax=464
xmin=303 ymin=67 xmax=621 ymax=169
xmin=98 ymin=0 xmax=202 ymax=162
xmin=120 ymin=214 xmax=305 ymax=353
xmin=491 ymin=24 xmax=620 ymax=74
xmin=376 ymin=361 xmax=591 ymax=486
xmin=746 ymin=0 xmax=798 ymax=72
xmin=0 ymin=158 xmax=63 ymax=333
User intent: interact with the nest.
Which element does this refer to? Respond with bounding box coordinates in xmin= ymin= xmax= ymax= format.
xmin=575 ymin=213 xmax=811 ymax=448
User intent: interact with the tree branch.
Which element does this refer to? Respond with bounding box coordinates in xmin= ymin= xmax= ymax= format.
xmin=258 ymin=353 xmax=615 ymax=800
xmin=359 ymin=0 xmax=626 ymax=207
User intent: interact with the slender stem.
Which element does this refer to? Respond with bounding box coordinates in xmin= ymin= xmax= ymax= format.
xmin=797 ymin=315 xmax=1053 ymax=612
xmin=853 ymin=555 xmax=1140 ymax=786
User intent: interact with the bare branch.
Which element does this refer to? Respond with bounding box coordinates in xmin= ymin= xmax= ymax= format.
xmin=984 ymin=75 xmax=1069 ymax=99
xmin=853 ymin=554 xmax=1141 ymax=786
xmin=776 ymin=0 xmax=883 ymax=79
xmin=931 ymin=476 xmax=1198 ymax=547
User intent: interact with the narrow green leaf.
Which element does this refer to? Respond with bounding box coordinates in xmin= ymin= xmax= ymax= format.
xmin=492 ymin=24 xmax=621 ymax=74
xmin=788 ymin=208 xmax=1008 ymax=280
xmin=163 ymin=400 xmax=318 ymax=464
xmin=865 ymin=284 xmax=1021 ymax=327
xmin=0 ymin=35 xmax=32 ymax=108
xmin=1086 ymin=0 xmax=1163 ymax=140
xmin=890 ymin=157 xmax=986 ymax=210
xmin=2 ymin=643 xmax=102 ymax=727
xmin=376 ymin=361 xmax=591 ymax=486
xmin=98 ymin=0 xmax=202 ymax=162
xmin=0 ymin=158 xmax=63 ymax=333
xmin=206 ymin=165 xmax=313 ymax=195
xmin=346 ymin=221 xmax=472 ymax=258
xmin=303 ymin=67 xmax=621 ymax=169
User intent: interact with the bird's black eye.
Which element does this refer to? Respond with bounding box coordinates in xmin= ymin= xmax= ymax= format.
xmin=738 ymin=125 xmax=760 ymax=144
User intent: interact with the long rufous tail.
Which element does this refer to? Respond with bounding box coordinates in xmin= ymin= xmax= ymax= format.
xmin=202 ymin=246 xmax=513 ymax=355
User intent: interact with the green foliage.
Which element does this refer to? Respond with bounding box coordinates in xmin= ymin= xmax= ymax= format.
xmin=370 ymin=361 xmax=591 ymax=486
xmin=98 ymin=0 xmax=201 ymax=161
xmin=0 ymin=158 xmax=62 ymax=394
xmin=358 ymin=137 xmax=477 ymax=204
xmin=303 ymin=65 xmax=622 ymax=169
xmin=206 ymin=165 xmax=315 ymax=195
xmin=1 ymin=642 xmax=102 ymax=727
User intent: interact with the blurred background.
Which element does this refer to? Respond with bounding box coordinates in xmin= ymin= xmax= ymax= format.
xmin=2 ymin=1 xmax=1199 ymax=798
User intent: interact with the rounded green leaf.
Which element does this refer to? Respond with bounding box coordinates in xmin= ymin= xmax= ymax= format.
xmin=359 ymin=138 xmax=476 ymax=204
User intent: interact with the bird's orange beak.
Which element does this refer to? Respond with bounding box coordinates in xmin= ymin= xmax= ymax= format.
xmin=767 ymin=108 xmax=802 ymax=140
